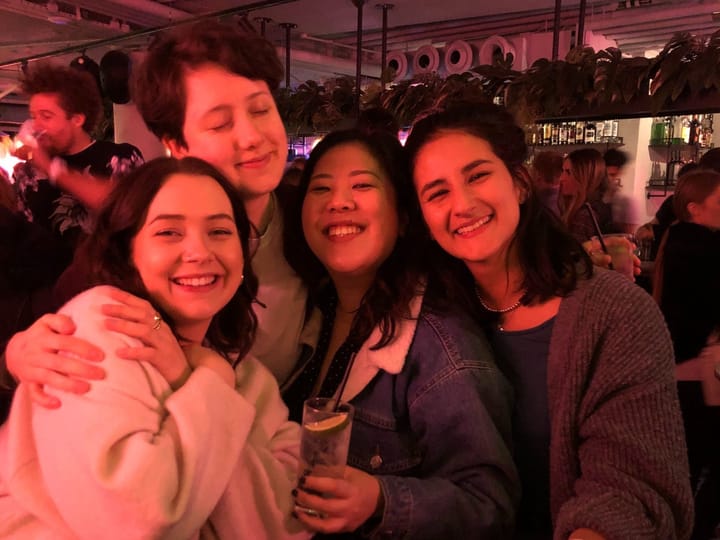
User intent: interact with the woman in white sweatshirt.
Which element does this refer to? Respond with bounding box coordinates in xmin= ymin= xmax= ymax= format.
xmin=0 ymin=157 xmax=308 ymax=539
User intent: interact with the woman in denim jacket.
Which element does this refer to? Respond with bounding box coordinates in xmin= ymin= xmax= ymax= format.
xmin=405 ymin=103 xmax=692 ymax=540
xmin=282 ymin=128 xmax=519 ymax=538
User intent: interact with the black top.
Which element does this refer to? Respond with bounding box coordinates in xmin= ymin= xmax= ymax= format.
xmin=13 ymin=140 xmax=143 ymax=260
xmin=489 ymin=317 xmax=556 ymax=539
xmin=659 ymin=221 xmax=720 ymax=362
xmin=282 ymin=288 xmax=362 ymax=423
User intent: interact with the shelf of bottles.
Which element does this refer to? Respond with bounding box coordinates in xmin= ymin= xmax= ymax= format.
xmin=647 ymin=114 xmax=714 ymax=193
xmin=527 ymin=119 xmax=622 ymax=149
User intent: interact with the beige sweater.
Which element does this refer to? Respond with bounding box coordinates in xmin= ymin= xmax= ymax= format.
xmin=0 ymin=286 xmax=309 ymax=539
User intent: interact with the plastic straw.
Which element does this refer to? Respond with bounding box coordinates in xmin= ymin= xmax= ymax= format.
xmin=332 ymin=350 xmax=358 ymax=412
xmin=584 ymin=202 xmax=614 ymax=270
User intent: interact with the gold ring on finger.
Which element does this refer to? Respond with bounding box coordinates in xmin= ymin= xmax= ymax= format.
xmin=152 ymin=312 xmax=162 ymax=330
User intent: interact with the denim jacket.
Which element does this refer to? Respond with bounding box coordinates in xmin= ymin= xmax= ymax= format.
xmin=286 ymin=294 xmax=519 ymax=539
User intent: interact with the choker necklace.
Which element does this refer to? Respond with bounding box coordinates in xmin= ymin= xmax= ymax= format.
xmin=475 ymin=286 xmax=526 ymax=314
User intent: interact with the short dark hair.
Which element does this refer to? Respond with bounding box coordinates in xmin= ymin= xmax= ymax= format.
xmin=356 ymin=107 xmax=401 ymax=136
xmin=405 ymin=102 xmax=592 ymax=316
xmin=132 ymin=20 xmax=284 ymax=149
xmin=21 ymin=61 xmax=102 ymax=133
xmin=673 ymin=168 xmax=720 ymax=222
xmin=76 ymin=157 xmax=258 ymax=361
xmin=698 ymin=147 xmax=720 ymax=173
xmin=603 ymin=148 xmax=628 ymax=168
xmin=284 ymin=128 xmax=422 ymax=349
xmin=531 ymin=150 xmax=563 ymax=186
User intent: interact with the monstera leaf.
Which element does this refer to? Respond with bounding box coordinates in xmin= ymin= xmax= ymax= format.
xmin=594 ymin=48 xmax=651 ymax=105
xmin=648 ymin=32 xmax=704 ymax=113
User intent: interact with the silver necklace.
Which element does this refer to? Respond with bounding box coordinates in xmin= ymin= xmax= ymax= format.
xmin=475 ymin=286 xmax=526 ymax=314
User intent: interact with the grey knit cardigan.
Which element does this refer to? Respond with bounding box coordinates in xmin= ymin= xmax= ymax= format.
xmin=548 ymin=269 xmax=693 ymax=540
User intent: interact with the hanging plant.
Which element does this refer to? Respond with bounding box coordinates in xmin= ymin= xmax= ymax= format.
xmin=594 ymin=47 xmax=651 ymax=105
xmin=277 ymin=29 xmax=720 ymax=134
xmin=647 ymin=32 xmax=705 ymax=114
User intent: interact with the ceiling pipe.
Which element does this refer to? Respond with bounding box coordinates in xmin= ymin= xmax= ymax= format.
xmin=552 ymin=0 xmax=562 ymax=60
xmin=352 ymin=0 xmax=366 ymax=117
xmin=299 ymin=33 xmax=375 ymax=54
xmin=329 ymin=1 xmax=608 ymax=45
xmin=256 ymin=17 xmax=273 ymax=37
xmin=0 ymin=0 xmax=300 ymax=69
xmin=280 ymin=22 xmax=297 ymax=88
xmin=577 ymin=0 xmax=587 ymax=48
xmin=377 ymin=3 xmax=393 ymax=90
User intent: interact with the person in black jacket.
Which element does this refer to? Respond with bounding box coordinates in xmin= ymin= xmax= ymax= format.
xmin=655 ymin=168 xmax=720 ymax=540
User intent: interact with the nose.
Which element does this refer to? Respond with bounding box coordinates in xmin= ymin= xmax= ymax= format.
xmin=327 ymin=184 xmax=356 ymax=212
xmin=232 ymin=113 xmax=263 ymax=150
xmin=182 ymin=233 xmax=214 ymax=263
xmin=451 ymin=184 xmax=476 ymax=216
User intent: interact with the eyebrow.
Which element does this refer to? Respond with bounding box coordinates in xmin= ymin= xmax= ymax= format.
xmin=419 ymin=159 xmax=492 ymax=196
xmin=310 ymin=169 xmax=382 ymax=181
xmin=202 ymin=91 xmax=271 ymax=116
xmin=149 ymin=213 xmax=235 ymax=223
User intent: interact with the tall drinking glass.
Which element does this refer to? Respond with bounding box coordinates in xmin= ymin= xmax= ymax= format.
xmin=300 ymin=397 xmax=354 ymax=478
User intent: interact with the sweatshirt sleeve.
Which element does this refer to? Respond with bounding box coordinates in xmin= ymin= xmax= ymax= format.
xmin=204 ymin=355 xmax=311 ymax=540
xmin=28 ymin=287 xmax=254 ymax=539
xmin=552 ymin=272 xmax=694 ymax=540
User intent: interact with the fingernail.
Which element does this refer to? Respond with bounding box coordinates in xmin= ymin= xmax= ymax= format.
xmin=291 ymin=488 xmax=298 ymax=497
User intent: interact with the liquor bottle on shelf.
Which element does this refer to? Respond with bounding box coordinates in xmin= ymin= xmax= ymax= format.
xmin=543 ymin=123 xmax=552 ymax=145
xmin=584 ymin=122 xmax=596 ymax=143
xmin=567 ymin=121 xmax=576 ymax=144
xmin=595 ymin=121 xmax=605 ymax=142
xmin=551 ymin=124 xmax=559 ymax=145
xmin=611 ymin=119 xmax=619 ymax=138
xmin=688 ymin=115 xmax=700 ymax=145
xmin=558 ymin=122 xmax=568 ymax=145
xmin=680 ymin=116 xmax=691 ymax=144
xmin=603 ymin=119 xmax=614 ymax=139
xmin=700 ymin=114 xmax=714 ymax=148
xmin=664 ymin=116 xmax=674 ymax=142
xmin=575 ymin=121 xmax=585 ymax=144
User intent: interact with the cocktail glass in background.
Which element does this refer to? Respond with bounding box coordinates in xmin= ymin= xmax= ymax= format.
xmin=300 ymin=397 xmax=354 ymax=478
xmin=592 ymin=233 xmax=637 ymax=281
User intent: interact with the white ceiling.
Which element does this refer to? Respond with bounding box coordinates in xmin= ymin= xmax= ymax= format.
xmin=0 ymin=0 xmax=718 ymax=98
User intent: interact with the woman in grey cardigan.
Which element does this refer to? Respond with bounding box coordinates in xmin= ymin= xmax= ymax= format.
xmin=404 ymin=102 xmax=693 ymax=540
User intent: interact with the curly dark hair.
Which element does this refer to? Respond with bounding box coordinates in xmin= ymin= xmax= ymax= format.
xmin=284 ymin=128 xmax=423 ymax=349
xmin=75 ymin=156 xmax=258 ymax=362
xmin=404 ymin=102 xmax=592 ymax=318
xmin=132 ymin=20 xmax=284 ymax=149
xmin=21 ymin=61 xmax=102 ymax=133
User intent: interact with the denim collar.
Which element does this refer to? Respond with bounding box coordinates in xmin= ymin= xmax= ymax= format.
xmin=338 ymin=294 xmax=424 ymax=402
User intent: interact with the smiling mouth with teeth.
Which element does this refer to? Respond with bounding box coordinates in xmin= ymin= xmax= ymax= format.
xmin=172 ymin=276 xmax=218 ymax=287
xmin=456 ymin=215 xmax=492 ymax=235
xmin=327 ymin=225 xmax=362 ymax=237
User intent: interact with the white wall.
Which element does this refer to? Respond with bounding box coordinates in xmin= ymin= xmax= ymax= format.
xmin=619 ymin=117 xmax=670 ymax=227
xmin=113 ymin=102 xmax=166 ymax=161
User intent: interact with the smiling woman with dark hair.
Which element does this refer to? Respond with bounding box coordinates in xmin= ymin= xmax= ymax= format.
xmin=405 ymin=102 xmax=693 ymax=540
xmin=0 ymin=157 xmax=308 ymax=539
xmin=283 ymin=128 xmax=519 ymax=539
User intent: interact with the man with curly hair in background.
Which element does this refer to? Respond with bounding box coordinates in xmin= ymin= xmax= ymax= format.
xmin=12 ymin=61 xmax=143 ymax=267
